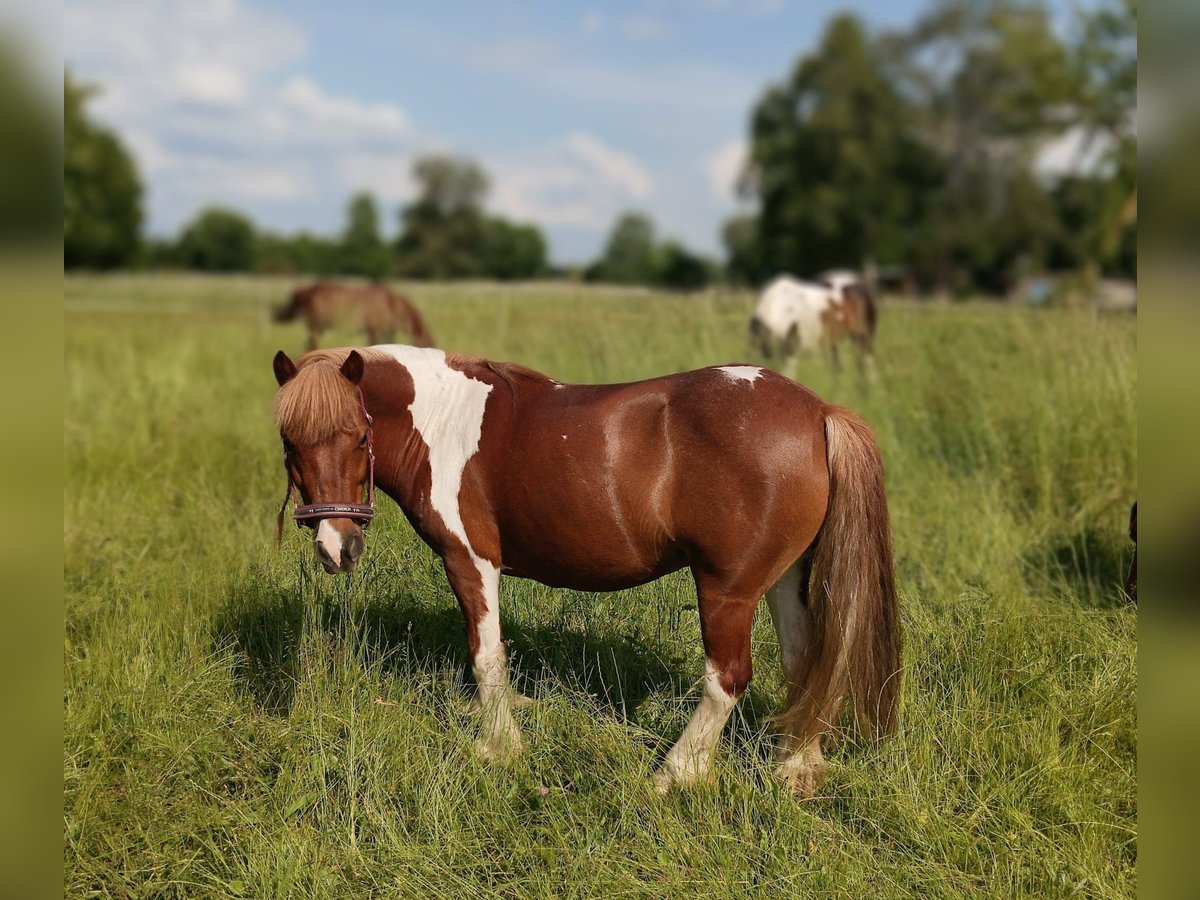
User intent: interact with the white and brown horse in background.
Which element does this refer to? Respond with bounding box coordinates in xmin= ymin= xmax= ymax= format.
xmin=271 ymin=346 xmax=900 ymax=795
xmin=750 ymin=272 xmax=878 ymax=379
xmin=273 ymin=282 xmax=435 ymax=351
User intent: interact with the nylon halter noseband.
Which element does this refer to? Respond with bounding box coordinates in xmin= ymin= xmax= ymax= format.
xmin=275 ymin=385 xmax=376 ymax=545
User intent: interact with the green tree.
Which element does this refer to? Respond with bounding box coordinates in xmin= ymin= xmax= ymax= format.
xmin=337 ymin=192 xmax=391 ymax=279
xmin=255 ymin=231 xmax=339 ymax=275
xmin=883 ymin=0 xmax=1077 ymax=291
xmin=481 ymin=218 xmax=547 ymax=280
xmin=64 ymin=72 xmax=143 ymax=269
xmin=654 ymin=241 xmax=712 ymax=291
xmin=1071 ymin=0 xmax=1136 ymax=275
xmin=394 ymin=155 xmax=490 ymax=278
xmin=586 ymin=212 xmax=657 ymax=284
xmin=745 ymin=14 xmax=941 ymax=280
xmin=176 ymin=206 xmax=257 ymax=272
xmin=721 ymin=214 xmax=765 ymax=285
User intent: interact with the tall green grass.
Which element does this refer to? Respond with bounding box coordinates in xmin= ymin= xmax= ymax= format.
xmin=65 ymin=276 xmax=1135 ymax=898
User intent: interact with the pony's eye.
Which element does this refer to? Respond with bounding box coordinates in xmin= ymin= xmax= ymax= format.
xmin=282 ymin=438 xmax=295 ymax=454
xmin=359 ymin=433 xmax=369 ymax=449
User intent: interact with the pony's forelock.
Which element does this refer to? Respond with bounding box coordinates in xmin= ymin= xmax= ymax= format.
xmin=272 ymin=348 xmax=383 ymax=445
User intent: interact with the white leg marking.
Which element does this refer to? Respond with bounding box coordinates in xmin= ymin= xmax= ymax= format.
xmin=373 ymin=346 xmax=524 ymax=758
xmin=654 ymin=659 xmax=738 ymax=792
xmin=314 ymin=520 xmax=344 ymax=567
xmin=766 ymin=563 xmax=829 ymax=796
xmin=470 ymin=561 xmax=523 ymax=762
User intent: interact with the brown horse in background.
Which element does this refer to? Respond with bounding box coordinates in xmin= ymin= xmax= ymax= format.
xmin=273 ymin=282 xmax=435 ymax=351
xmin=272 ymin=347 xmax=900 ymax=796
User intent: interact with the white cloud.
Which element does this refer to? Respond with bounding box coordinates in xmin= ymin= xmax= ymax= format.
xmin=64 ymin=0 xmax=423 ymax=234
xmin=704 ymin=139 xmax=746 ymax=200
xmin=580 ymin=11 xmax=606 ymax=35
xmin=469 ymin=38 xmax=753 ymax=113
xmin=563 ymin=133 xmax=653 ymax=199
xmin=280 ymin=78 xmax=409 ymax=145
xmin=336 ymin=154 xmax=420 ymax=205
xmin=492 ymin=133 xmax=654 ymax=229
xmin=173 ymin=62 xmax=249 ymax=107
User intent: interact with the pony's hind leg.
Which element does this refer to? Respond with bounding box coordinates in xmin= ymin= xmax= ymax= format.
xmin=654 ymin=578 xmax=756 ymax=793
xmin=766 ymin=557 xmax=828 ymax=796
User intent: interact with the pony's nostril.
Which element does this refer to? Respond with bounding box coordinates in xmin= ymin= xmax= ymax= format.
xmin=315 ymin=540 xmax=336 ymax=568
xmin=344 ymin=532 xmax=364 ymax=566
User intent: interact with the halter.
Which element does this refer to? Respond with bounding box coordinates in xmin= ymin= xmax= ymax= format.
xmin=275 ymin=385 xmax=376 ymax=544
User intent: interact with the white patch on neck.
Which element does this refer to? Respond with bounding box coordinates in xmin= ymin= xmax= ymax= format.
xmin=717 ymin=365 xmax=763 ymax=384
xmin=376 ymin=345 xmax=495 ymax=583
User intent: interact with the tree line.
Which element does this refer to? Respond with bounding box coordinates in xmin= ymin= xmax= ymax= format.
xmin=64 ymin=0 xmax=1134 ymax=295
xmin=66 ymin=76 xmax=711 ymax=287
xmin=726 ymin=0 xmax=1135 ymax=294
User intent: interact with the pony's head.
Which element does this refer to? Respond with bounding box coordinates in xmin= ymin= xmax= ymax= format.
xmin=273 ymin=349 xmax=373 ymax=574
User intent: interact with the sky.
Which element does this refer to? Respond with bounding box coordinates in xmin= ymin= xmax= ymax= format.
xmin=63 ymin=0 xmax=1082 ymax=264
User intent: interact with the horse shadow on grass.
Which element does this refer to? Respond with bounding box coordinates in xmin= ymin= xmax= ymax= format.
xmin=212 ymin=568 xmax=784 ymax=763
xmin=1022 ymin=523 xmax=1136 ymax=609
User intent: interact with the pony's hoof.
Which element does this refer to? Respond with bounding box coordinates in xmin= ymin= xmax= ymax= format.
xmin=475 ymin=731 xmax=523 ymax=765
xmin=651 ymin=762 xmax=711 ymax=794
xmin=467 ymin=692 xmax=534 ymax=714
xmin=772 ymin=759 xmax=827 ymax=798
xmin=652 ymin=768 xmax=678 ymax=795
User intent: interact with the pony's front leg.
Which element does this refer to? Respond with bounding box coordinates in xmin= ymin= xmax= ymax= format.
xmin=444 ymin=551 xmax=523 ymax=763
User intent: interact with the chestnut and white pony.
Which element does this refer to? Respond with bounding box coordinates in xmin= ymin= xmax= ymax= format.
xmin=271 ymin=346 xmax=900 ymax=795
xmin=749 ymin=272 xmax=878 ymax=378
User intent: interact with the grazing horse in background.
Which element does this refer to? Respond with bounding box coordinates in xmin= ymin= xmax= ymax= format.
xmin=272 ymin=346 xmax=900 ymax=796
xmin=273 ymin=282 xmax=435 ymax=351
xmin=750 ymin=273 xmax=878 ymax=378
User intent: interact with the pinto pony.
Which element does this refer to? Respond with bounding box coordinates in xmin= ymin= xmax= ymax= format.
xmin=271 ymin=346 xmax=900 ymax=795
xmin=273 ymin=282 xmax=435 ymax=351
xmin=750 ymin=273 xmax=878 ymax=378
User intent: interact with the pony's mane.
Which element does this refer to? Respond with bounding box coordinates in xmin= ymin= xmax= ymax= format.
xmin=274 ymin=347 xmax=554 ymax=443
xmin=273 ymin=348 xmax=388 ymax=445
xmin=482 ymin=359 xmax=550 ymax=394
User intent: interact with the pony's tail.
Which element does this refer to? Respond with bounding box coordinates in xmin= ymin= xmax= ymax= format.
xmin=777 ymin=406 xmax=901 ymax=746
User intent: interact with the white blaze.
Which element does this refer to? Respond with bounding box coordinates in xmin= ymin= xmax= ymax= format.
xmin=315 ymin=520 xmax=344 ymax=566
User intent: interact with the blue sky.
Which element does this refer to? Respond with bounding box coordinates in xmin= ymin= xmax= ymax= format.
xmin=65 ymin=0 xmax=1078 ymax=264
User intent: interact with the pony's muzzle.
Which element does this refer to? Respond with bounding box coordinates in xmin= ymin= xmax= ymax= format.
xmin=314 ymin=520 xmax=365 ymax=574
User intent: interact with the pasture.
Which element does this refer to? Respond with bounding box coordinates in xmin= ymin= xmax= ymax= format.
xmin=64 ymin=275 xmax=1136 ymax=898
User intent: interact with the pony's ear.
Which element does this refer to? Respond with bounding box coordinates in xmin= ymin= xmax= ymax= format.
xmin=273 ymin=350 xmax=297 ymax=386
xmin=340 ymin=350 xmax=365 ymax=385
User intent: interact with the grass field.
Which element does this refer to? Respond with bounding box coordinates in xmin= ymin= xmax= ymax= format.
xmin=64 ymin=274 xmax=1136 ymax=898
